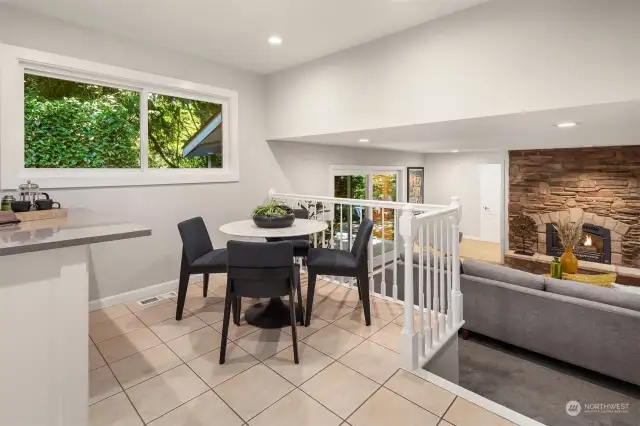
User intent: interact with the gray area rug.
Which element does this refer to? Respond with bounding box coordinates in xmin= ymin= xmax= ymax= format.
xmin=458 ymin=335 xmax=640 ymax=426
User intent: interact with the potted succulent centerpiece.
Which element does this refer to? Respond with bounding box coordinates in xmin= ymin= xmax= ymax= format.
xmin=252 ymin=200 xmax=296 ymax=229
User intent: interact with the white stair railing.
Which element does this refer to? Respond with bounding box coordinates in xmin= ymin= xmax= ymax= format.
xmin=269 ymin=190 xmax=463 ymax=370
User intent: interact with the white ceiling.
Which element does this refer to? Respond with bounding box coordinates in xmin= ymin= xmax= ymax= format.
xmin=276 ymin=101 xmax=640 ymax=153
xmin=5 ymin=0 xmax=491 ymax=74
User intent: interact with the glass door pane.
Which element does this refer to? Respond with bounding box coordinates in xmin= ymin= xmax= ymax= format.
xmin=334 ymin=174 xmax=366 ymax=251
xmin=372 ymin=173 xmax=397 ymax=263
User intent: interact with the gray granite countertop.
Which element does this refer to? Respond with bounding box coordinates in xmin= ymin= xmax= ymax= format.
xmin=0 ymin=208 xmax=151 ymax=256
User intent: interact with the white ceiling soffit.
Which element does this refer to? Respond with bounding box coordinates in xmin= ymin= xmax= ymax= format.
xmin=7 ymin=0 xmax=491 ymax=73
xmin=276 ymin=101 xmax=640 ymax=153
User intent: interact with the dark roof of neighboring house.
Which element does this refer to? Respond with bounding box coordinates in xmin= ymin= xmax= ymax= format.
xmin=182 ymin=112 xmax=222 ymax=158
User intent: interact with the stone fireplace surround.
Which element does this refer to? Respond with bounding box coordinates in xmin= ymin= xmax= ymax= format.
xmin=509 ymin=146 xmax=640 ymax=268
xmin=529 ymin=207 xmax=630 ymax=265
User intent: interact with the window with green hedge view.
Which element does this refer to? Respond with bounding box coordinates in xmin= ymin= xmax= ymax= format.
xmin=24 ymin=74 xmax=223 ymax=169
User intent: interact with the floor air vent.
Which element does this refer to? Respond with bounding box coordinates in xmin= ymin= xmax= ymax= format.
xmin=137 ymin=290 xmax=178 ymax=306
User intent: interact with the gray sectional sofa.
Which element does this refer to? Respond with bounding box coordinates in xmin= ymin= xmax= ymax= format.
xmin=461 ymin=260 xmax=640 ymax=386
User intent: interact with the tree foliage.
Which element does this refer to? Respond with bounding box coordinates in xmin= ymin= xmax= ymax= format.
xmin=24 ymin=74 xmax=222 ymax=169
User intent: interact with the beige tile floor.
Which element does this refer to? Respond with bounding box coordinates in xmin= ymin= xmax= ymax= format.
xmin=88 ymin=275 xmax=518 ymax=426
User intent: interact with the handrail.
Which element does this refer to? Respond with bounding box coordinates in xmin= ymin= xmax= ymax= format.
xmin=272 ymin=189 xmax=463 ymax=371
xmin=414 ymin=205 xmax=460 ymax=221
xmin=270 ymin=190 xmax=447 ymax=211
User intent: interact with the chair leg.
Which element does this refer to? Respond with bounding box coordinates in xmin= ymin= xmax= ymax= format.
xmin=305 ymin=272 xmax=317 ymax=327
xmin=359 ymin=271 xmax=371 ymax=326
xmin=232 ymin=296 xmax=241 ymax=326
xmin=219 ymin=282 xmax=233 ymax=364
xmin=356 ymin=277 xmax=363 ymax=300
xmin=296 ymin=272 xmax=305 ymax=326
xmin=175 ymin=257 xmax=190 ymax=321
xmin=288 ymin=287 xmax=300 ymax=364
xmin=203 ymin=273 xmax=210 ymax=297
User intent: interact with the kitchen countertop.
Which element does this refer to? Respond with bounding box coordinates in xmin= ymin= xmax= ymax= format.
xmin=0 ymin=208 xmax=151 ymax=256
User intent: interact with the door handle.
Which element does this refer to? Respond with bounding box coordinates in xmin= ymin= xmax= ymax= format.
xmin=483 ymin=206 xmax=490 ymax=211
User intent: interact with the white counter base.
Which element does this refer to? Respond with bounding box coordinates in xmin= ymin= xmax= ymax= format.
xmin=0 ymin=245 xmax=89 ymax=426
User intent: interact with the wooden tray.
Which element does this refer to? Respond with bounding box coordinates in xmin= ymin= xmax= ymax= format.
xmin=15 ymin=208 xmax=68 ymax=222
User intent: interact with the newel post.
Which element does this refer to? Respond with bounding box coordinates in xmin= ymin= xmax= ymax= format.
xmin=450 ymin=196 xmax=463 ymax=324
xmin=400 ymin=205 xmax=418 ymax=370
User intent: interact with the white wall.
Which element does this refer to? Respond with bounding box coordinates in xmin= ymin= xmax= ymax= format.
xmin=267 ymin=0 xmax=640 ymax=139
xmin=424 ymin=151 xmax=504 ymax=239
xmin=0 ymin=5 xmax=289 ymax=300
xmin=269 ymin=141 xmax=424 ymax=197
xmin=0 ymin=5 xmax=431 ymax=301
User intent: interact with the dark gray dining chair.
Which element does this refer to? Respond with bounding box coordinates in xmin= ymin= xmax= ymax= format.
xmin=305 ymin=218 xmax=374 ymax=326
xmin=266 ymin=208 xmax=311 ymax=258
xmin=219 ymin=241 xmax=301 ymax=364
xmin=176 ymin=217 xmax=227 ymax=321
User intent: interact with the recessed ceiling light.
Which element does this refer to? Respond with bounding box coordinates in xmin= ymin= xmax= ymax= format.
xmin=451 ymin=149 xmax=459 ymax=153
xmin=358 ymin=139 xmax=370 ymax=143
xmin=556 ymin=122 xmax=578 ymax=128
xmin=268 ymin=35 xmax=283 ymax=45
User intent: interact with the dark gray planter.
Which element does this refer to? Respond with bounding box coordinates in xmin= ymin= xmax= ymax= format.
xmin=252 ymin=213 xmax=296 ymax=229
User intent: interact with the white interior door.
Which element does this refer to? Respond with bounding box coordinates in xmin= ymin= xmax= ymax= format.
xmin=480 ymin=164 xmax=502 ymax=243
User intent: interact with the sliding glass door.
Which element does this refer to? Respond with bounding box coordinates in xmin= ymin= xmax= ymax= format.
xmin=333 ymin=169 xmax=399 ymax=266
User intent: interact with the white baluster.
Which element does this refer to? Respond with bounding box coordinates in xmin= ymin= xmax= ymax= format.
xmin=321 ymin=202 xmax=326 ymax=248
xmin=447 ymin=216 xmax=453 ymax=330
xmin=418 ymin=223 xmax=425 ymax=357
xmin=450 ymin=197 xmax=463 ymax=324
xmin=348 ymin=205 xmax=354 ymax=289
xmin=339 ymin=203 xmax=344 ymax=286
xmin=313 ymin=201 xmax=318 ymax=249
xmin=381 ymin=208 xmax=386 ymax=298
xmin=432 ymin=220 xmax=440 ymax=343
xmin=400 ymin=206 xmax=418 ymax=370
xmin=367 ymin=206 xmax=374 ymax=296
xmin=393 ymin=208 xmax=398 ymax=300
xmin=425 ymin=221 xmax=432 ymax=350
xmin=439 ymin=218 xmax=446 ymax=337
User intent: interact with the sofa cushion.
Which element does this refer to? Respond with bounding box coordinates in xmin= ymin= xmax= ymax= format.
xmin=461 ymin=259 xmax=545 ymax=291
xmin=545 ymin=277 xmax=640 ymax=312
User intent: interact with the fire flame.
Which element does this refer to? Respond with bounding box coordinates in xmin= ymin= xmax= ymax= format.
xmin=584 ymin=235 xmax=592 ymax=246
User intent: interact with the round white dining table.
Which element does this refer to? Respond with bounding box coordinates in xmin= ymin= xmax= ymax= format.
xmin=219 ymin=219 xmax=327 ymax=239
xmin=219 ymin=218 xmax=328 ymax=329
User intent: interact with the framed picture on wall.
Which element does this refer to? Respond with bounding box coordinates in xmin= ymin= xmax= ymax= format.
xmin=407 ymin=167 xmax=424 ymax=204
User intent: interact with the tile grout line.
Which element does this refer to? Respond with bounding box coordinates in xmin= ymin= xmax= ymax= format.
xmin=258 ymin=350 xmax=343 ymax=419
xmin=136 ymin=321 xmax=234 ymax=425
xmin=145 ymin=387 xmax=211 ymax=425
xmin=341 ymin=366 xmax=407 ymax=424
xmin=440 ymin=396 xmax=458 ymax=424
xmin=92 ymin=337 xmax=147 ymax=425
xmin=381 ymin=371 xmax=455 ymax=420
xmin=91 ymin=288 xmax=406 ymax=425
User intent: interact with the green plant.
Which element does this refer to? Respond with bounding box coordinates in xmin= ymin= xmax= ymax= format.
xmin=24 ymin=74 xmax=222 ymax=169
xmin=252 ymin=200 xmax=291 ymax=218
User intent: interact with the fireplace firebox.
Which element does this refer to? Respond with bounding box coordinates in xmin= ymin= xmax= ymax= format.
xmin=546 ymin=223 xmax=611 ymax=264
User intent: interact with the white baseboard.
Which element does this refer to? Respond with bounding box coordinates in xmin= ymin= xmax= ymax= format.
xmin=89 ymin=274 xmax=204 ymax=312
xmin=462 ymin=234 xmax=483 ymax=241
xmin=408 ymin=367 xmax=545 ymax=426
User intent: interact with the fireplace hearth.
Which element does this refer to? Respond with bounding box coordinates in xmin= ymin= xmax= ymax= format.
xmin=546 ymin=223 xmax=611 ymax=264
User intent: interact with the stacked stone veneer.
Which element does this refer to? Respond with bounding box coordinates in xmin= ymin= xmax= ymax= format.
xmin=509 ymin=146 xmax=640 ymax=267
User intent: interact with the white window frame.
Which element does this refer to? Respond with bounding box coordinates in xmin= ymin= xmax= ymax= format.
xmin=0 ymin=43 xmax=239 ymax=189
xmin=329 ymin=165 xmax=406 ymax=203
